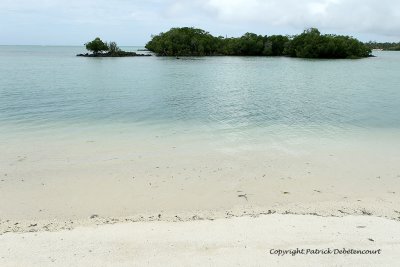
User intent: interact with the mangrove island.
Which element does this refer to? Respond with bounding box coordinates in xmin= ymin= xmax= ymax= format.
xmin=145 ymin=27 xmax=372 ymax=59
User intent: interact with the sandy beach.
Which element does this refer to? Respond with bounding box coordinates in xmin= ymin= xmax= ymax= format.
xmin=1 ymin=214 xmax=399 ymax=266
xmin=1 ymin=127 xmax=400 ymax=229
xmin=0 ymin=126 xmax=400 ymax=266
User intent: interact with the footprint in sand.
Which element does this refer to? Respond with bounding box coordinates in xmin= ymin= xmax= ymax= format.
xmin=238 ymin=194 xmax=248 ymax=201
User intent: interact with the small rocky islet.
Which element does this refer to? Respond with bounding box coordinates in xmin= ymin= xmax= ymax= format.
xmin=76 ymin=52 xmax=150 ymax=57
xmin=76 ymin=38 xmax=150 ymax=57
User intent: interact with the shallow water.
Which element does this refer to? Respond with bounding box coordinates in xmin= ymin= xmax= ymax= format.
xmin=1 ymin=46 xmax=400 ymax=143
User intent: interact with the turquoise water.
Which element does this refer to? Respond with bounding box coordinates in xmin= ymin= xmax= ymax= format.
xmin=1 ymin=46 xmax=399 ymax=140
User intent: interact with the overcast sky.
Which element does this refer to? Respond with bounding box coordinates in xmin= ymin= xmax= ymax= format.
xmin=1 ymin=0 xmax=399 ymax=45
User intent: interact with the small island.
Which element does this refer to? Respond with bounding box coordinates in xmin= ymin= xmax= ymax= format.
xmin=77 ymin=37 xmax=151 ymax=57
xmin=145 ymin=27 xmax=372 ymax=59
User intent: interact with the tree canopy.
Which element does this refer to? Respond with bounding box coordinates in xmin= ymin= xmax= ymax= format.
xmin=145 ymin=27 xmax=371 ymax=58
xmin=284 ymin=28 xmax=371 ymax=58
xmin=145 ymin=27 xmax=217 ymax=56
xmin=85 ymin=37 xmax=109 ymax=54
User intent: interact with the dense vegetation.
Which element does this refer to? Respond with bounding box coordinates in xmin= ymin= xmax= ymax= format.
xmin=145 ymin=27 xmax=372 ymax=58
xmin=364 ymin=41 xmax=400 ymax=51
xmin=284 ymin=28 xmax=371 ymax=58
xmin=81 ymin=38 xmax=145 ymax=57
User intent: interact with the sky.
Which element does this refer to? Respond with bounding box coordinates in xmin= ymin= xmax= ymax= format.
xmin=0 ymin=0 xmax=399 ymax=45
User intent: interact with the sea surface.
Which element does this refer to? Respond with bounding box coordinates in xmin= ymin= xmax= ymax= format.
xmin=1 ymin=46 xmax=400 ymax=145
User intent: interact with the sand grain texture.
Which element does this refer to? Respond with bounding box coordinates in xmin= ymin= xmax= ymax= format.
xmin=1 ymin=214 xmax=399 ymax=267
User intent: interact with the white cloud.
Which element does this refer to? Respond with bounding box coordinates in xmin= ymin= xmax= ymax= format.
xmin=197 ymin=0 xmax=400 ymax=37
xmin=0 ymin=0 xmax=399 ymax=44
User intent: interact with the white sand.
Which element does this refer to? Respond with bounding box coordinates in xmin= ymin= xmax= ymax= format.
xmin=1 ymin=214 xmax=399 ymax=267
xmin=1 ymin=128 xmax=400 ymax=265
xmin=1 ymin=129 xmax=400 ymax=227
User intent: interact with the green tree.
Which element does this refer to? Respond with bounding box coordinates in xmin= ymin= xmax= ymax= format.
xmin=264 ymin=35 xmax=289 ymax=56
xmin=107 ymin=41 xmax=121 ymax=55
xmin=146 ymin=27 xmax=217 ymax=56
xmin=85 ymin=37 xmax=109 ymax=54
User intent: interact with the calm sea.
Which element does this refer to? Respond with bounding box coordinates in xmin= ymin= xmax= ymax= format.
xmin=1 ymin=46 xmax=399 ymax=144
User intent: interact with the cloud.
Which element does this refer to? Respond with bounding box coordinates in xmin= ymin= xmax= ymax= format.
xmin=179 ymin=0 xmax=400 ymax=37
xmin=0 ymin=0 xmax=399 ymax=44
